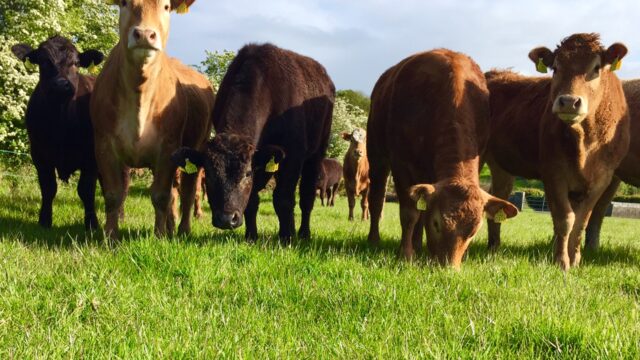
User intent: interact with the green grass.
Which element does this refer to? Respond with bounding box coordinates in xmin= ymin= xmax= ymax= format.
xmin=1 ymin=169 xmax=640 ymax=358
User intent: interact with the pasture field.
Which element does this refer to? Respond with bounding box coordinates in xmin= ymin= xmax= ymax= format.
xmin=1 ymin=171 xmax=640 ymax=358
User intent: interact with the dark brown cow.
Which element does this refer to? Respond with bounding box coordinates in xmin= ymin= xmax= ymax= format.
xmin=367 ymin=49 xmax=518 ymax=268
xmin=316 ymin=158 xmax=342 ymax=207
xmin=534 ymin=34 xmax=629 ymax=270
xmin=342 ymin=128 xmax=370 ymax=220
xmin=172 ymin=43 xmax=335 ymax=243
xmin=91 ymin=0 xmax=214 ymax=240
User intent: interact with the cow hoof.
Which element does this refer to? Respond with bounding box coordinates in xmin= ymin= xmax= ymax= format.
xmin=298 ymin=229 xmax=311 ymax=241
xmin=279 ymin=236 xmax=292 ymax=246
xmin=555 ymin=255 xmax=570 ymax=271
xmin=38 ymin=219 xmax=53 ymax=228
xmin=85 ymin=216 xmax=101 ymax=231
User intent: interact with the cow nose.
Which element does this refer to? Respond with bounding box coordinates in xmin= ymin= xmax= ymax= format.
xmin=213 ymin=211 xmax=243 ymax=230
xmin=558 ymin=95 xmax=582 ymax=110
xmin=54 ymin=78 xmax=73 ymax=93
xmin=133 ymin=27 xmax=158 ymax=46
xmin=354 ymin=150 xmax=363 ymax=157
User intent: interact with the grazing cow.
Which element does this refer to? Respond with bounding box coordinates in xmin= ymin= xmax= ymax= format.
xmin=342 ymin=128 xmax=370 ymax=220
xmin=486 ymin=33 xmax=629 ymax=270
xmin=367 ymin=49 xmax=518 ymax=267
xmin=11 ymin=36 xmax=105 ymax=230
xmin=172 ymin=43 xmax=335 ymax=243
xmin=91 ymin=0 xmax=215 ymax=240
xmin=316 ymin=158 xmax=342 ymax=207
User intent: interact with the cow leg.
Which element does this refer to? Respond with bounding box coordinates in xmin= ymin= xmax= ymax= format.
xmin=120 ymin=168 xmax=130 ymax=221
xmin=177 ymin=170 xmax=198 ymax=236
xmin=319 ymin=186 xmax=326 ymax=206
xmin=399 ymin=198 xmax=420 ymax=261
xmin=151 ymin=163 xmax=177 ymax=238
xmin=298 ymin=157 xmax=322 ymax=241
xmin=486 ymin=159 xmax=515 ymax=251
xmin=166 ymin=173 xmax=179 ymax=234
xmin=244 ymin=173 xmax=270 ymax=242
xmin=546 ymin=182 xmax=574 ymax=270
xmin=331 ymin=183 xmax=339 ymax=207
xmin=347 ymin=188 xmax=356 ymax=221
xmin=585 ymin=177 xmax=620 ymax=250
xmin=273 ymin=161 xmax=303 ymax=244
xmin=360 ymin=187 xmax=370 ymax=221
xmin=193 ymin=169 xmax=204 ymax=219
xmin=97 ymin=154 xmax=127 ymax=241
xmin=412 ymin=212 xmax=425 ymax=255
xmin=367 ymin=160 xmax=390 ymax=246
xmin=35 ymin=164 xmax=57 ymax=228
xmin=78 ymin=169 xmax=99 ymax=231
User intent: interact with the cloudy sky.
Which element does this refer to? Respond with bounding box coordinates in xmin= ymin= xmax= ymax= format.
xmin=167 ymin=0 xmax=640 ymax=93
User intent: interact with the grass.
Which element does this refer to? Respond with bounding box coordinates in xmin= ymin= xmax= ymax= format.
xmin=1 ymin=169 xmax=640 ymax=358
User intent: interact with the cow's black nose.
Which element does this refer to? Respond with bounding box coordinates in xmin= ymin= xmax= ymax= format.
xmin=54 ymin=78 xmax=72 ymax=91
xmin=213 ymin=211 xmax=243 ymax=230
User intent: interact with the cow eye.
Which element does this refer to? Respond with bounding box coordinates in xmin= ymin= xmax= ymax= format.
xmin=594 ymin=65 xmax=601 ymax=73
xmin=245 ymin=170 xmax=253 ymax=178
xmin=164 ymin=4 xmax=170 ymax=11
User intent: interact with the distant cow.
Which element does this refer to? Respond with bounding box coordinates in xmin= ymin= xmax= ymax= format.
xmin=172 ymin=43 xmax=335 ymax=243
xmin=342 ymin=128 xmax=370 ymax=220
xmin=539 ymin=34 xmax=630 ymax=270
xmin=91 ymin=0 xmax=215 ymax=240
xmin=367 ymin=49 xmax=518 ymax=267
xmin=316 ymin=158 xmax=342 ymax=207
xmin=11 ymin=36 xmax=105 ymax=230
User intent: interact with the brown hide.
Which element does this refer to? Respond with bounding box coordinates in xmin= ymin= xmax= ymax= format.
xmin=367 ymin=49 xmax=517 ymax=268
xmin=91 ymin=0 xmax=215 ymax=240
xmin=342 ymin=129 xmax=370 ymax=220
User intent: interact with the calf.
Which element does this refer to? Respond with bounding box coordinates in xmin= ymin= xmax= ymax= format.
xmin=529 ymin=33 xmax=628 ymax=269
xmin=367 ymin=49 xmax=518 ymax=268
xmin=316 ymin=158 xmax=342 ymax=207
xmin=11 ymin=36 xmax=104 ymax=229
xmin=91 ymin=0 xmax=215 ymax=240
xmin=342 ymin=129 xmax=370 ymax=220
xmin=172 ymin=43 xmax=335 ymax=243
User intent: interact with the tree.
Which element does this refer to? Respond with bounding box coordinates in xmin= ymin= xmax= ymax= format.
xmin=0 ymin=0 xmax=118 ymax=155
xmin=336 ymin=89 xmax=371 ymax=115
xmin=197 ymin=49 xmax=236 ymax=91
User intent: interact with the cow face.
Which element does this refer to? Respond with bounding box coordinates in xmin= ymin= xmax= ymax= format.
xmin=113 ymin=0 xmax=195 ymax=63
xmin=172 ymin=135 xmax=285 ymax=230
xmin=342 ymin=128 xmax=367 ymax=161
xmin=529 ymin=33 xmax=627 ymax=125
xmin=410 ymin=182 xmax=518 ymax=268
xmin=12 ymin=36 xmax=103 ymax=101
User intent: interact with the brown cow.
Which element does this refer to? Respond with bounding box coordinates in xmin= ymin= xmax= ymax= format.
xmin=486 ymin=33 xmax=629 ymax=270
xmin=316 ymin=158 xmax=342 ymax=207
xmin=367 ymin=49 xmax=518 ymax=268
xmin=91 ymin=0 xmax=215 ymax=240
xmin=342 ymin=128 xmax=370 ymax=220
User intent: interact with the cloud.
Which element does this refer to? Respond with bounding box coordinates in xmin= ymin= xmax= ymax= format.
xmin=168 ymin=0 xmax=640 ymax=93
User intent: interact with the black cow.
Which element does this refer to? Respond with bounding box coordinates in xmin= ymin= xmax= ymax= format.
xmin=316 ymin=158 xmax=342 ymax=206
xmin=173 ymin=43 xmax=335 ymax=243
xmin=12 ymin=35 xmax=104 ymax=229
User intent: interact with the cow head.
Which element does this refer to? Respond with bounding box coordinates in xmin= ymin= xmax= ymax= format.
xmin=529 ymin=33 xmax=627 ymax=125
xmin=342 ymin=128 xmax=367 ymax=161
xmin=12 ymin=36 xmax=103 ymax=101
xmin=409 ymin=182 xmax=518 ymax=268
xmin=110 ymin=0 xmax=195 ymax=64
xmin=172 ymin=134 xmax=285 ymax=230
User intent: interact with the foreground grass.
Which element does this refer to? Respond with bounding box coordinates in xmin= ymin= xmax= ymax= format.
xmin=1 ymin=173 xmax=639 ymax=358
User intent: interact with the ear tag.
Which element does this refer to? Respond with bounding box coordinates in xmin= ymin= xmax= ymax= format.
xmin=24 ymin=58 xmax=37 ymax=72
xmin=181 ymin=158 xmax=198 ymax=174
xmin=265 ymin=156 xmax=279 ymax=173
xmin=611 ymin=57 xmax=622 ymax=72
xmin=88 ymin=61 xmax=99 ymax=75
xmin=176 ymin=2 xmax=190 ymax=14
xmin=416 ymin=195 xmax=428 ymax=211
xmin=493 ymin=209 xmax=508 ymax=223
xmin=536 ymin=58 xmax=548 ymax=74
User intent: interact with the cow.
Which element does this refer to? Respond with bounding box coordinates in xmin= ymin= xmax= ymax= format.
xmin=172 ymin=43 xmax=335 ymax=244
xmin=367 ymin=49 xmax=518 ymax=268
xmin=11 ymin=35 xmax=105 ymax=230
xmin=316 ymin=158 xmax=342 ymax=207
xmin=485 ymin=33 xmax=629 ymax=270
xmin=91 ymin=0 xmax=215 ymax=240
xmin=342 ymin=128 xmax=370 ymax=220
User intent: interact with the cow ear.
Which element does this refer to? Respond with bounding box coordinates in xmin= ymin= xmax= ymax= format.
xmin=528 ymin=47 xmax=554 ymax=73
xmin=11 ymin=44 xmax=35 ymax=62
xmin=482 ymin=190 xmax=519 ymax=221
xmin=171 ymin=147 xmax=205 ymax=168
xmin=264 ymin=145 xmax=286 ymax=163
xmin=603 ymin=43 xmax=628 ymax=66
xmin=341 ymin=132 xmax=352 ymax=141
xmin=79 ymin=50 xmax=104 ymax=68
xmin=171 ymin=0 xmax=195 ymax=13
xmin=409 ymin=184 xmax=437 ymax=203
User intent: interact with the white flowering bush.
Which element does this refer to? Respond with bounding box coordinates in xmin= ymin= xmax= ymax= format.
xmin=326 ymin=96 xmax=368 ymax=159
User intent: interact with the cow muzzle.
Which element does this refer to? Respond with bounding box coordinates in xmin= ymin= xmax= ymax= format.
xmin=553 ymin=94 xmax=588 ymax=124
xmin=213 ymin=211 xmax=244 ymax=230
xmin=128 ymin=26 xmax=162 ymax=52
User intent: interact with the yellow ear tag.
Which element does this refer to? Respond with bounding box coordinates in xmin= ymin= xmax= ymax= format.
xmin=493 ymin=209 xmax=508 ymax=223
xmin=416 ymin=195 xmax=427 ymax=211
xmin=88 ymin=61 xmax=99 ymax=75
xmin=611 ymin=57 xmax=622 ymax=72
xmin=181 ymin=158 xmax=198 ymax=174
xmin=24 ymin=58 xmax=37 ymax=72
xmin=176 ymin=2 xmax=190 ymax=14
xmin=536 ymin=58 xmax=548 ymax=74
xmin=265 ymin=156 xmax=279 ymax=173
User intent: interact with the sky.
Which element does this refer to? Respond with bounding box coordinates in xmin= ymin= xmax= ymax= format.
xmin=167 ymin=0 xmax=640 ymax=94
